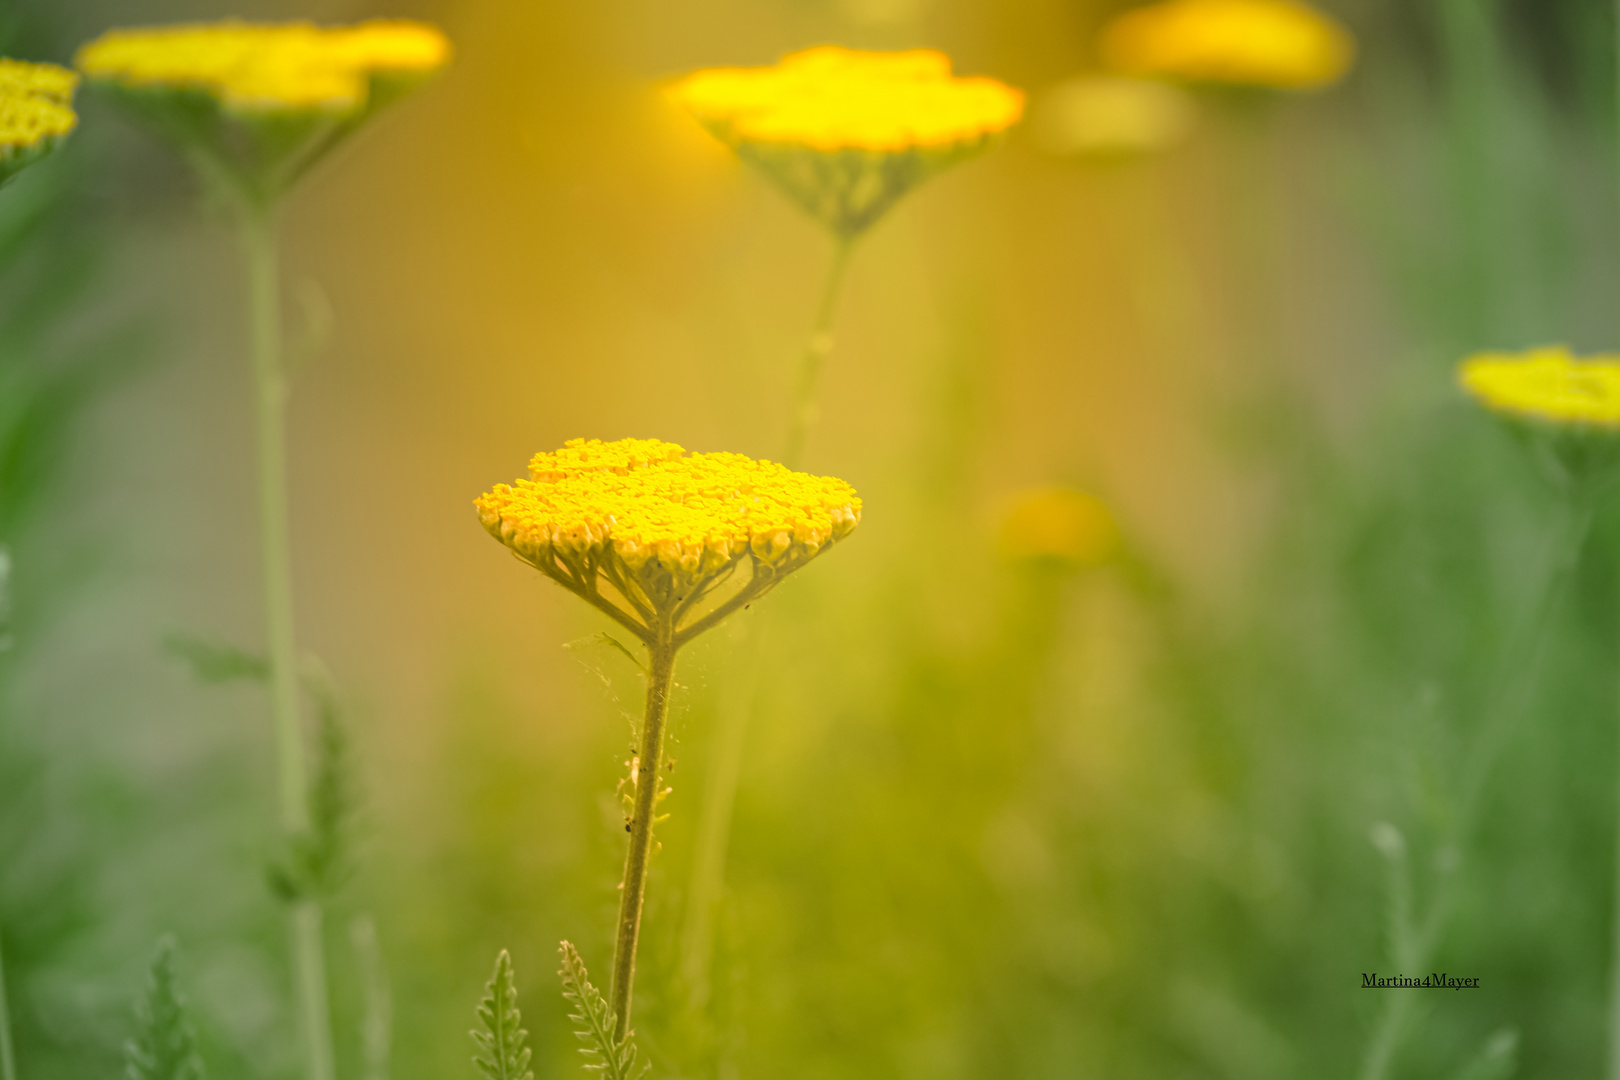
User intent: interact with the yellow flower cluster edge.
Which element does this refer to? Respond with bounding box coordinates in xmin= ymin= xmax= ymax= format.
xmin=0 ymin=57 xmax=79 ymax=163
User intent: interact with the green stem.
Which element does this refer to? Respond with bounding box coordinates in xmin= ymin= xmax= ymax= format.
xmin=1357 ymin=490 xmax=1590 ymax=1080
xmin=240 ymin=205 xmax=335 ymax=1080
xmin=0 ymin=929 xmax=17 ymax=1080
xmin=782 ymin=237 xmax=855 ymax=469
xmin=610 ymin=632 xmax=678 ymax=1042
xmin=679 ymin=620 xmax=765 ymax=1013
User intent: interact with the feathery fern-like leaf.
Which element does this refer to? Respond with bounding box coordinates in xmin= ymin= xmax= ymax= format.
xmin=471 ymin=949 xmax=533 ymax=1080
xmin=125 ymin=937 xmax=203 ymax=1080
xmin=558 ymin=941 xmax=648 ymax=1080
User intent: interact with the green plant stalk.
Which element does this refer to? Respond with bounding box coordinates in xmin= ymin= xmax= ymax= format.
xmin=241 ymin=205 xmax=335 ymax=1080
xmin=1357 ymin=489 xmax=1591 ymax=1080
xmin=781 ymin=236 xmax=855 ymax=470
xmin=0 ymin=930 xmax=17 ymax=1080
xmin=678 ymin=619 xmax=765 ymax=1012
xmin=678 ymin=234 xmax=856 ymax=1012
xmin=610 ymin=631 xmax=678 ymax=1042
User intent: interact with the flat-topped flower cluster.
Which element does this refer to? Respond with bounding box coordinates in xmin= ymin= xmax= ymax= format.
xmin=0 ymin=59 xmax=78 ymax=180
xmin=74 ymin=19 xmax=449 ymax=116
xmin=477 ymin=439 xmax=861 ymax=635
xmin=1460 ymin=346 xmax=1620 ymax=429
xmin=671 ymin=46 xmax=1024 ymax=154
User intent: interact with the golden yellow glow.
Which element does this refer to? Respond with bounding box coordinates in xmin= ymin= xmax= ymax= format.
xmin=0 ymin=58 xmax=78 ymax=170
xmin=1100 ymin=0 xmax=1355 ymax=90
xmin=1459 ymin=346 xmax=1620 ymax=428
xmin=1000 ymin=487 xmax=1118 ymax=566
xmin=478 ymin=439 xmax=861 ymax=635
xmin=670 ymin=46 xmax=1024 ymax=153
xmin=74 ymin=19 xmax=450 ymax=115
xmin=1034 ymin=76 xmax=1195 ymax=158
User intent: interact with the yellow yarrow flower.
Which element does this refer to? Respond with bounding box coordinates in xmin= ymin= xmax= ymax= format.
xmin=477 ymin=439 xmax=862 ymax=644
xmin=1459 ymin=346 xmax=1620 ymax=484
xmin=670 ymin=46 xmax=1024 ymax=237
xmin=1000 ymin=487 xmax=1118 ymax=566
xmin=1460 ymin=346 xmax=1620 ymax=428
xmin=75 ymin=20 xmax=448 ymax=115
xmin=0 ymin=58 xmax=78 ymax=186
xmin=76 ymin=19 xmax=450 ymax=202
xmin=1033 ymin=75 xmax=1195 ymax=159
xmin=1100 ymin=0 xmax=1355 ymax=91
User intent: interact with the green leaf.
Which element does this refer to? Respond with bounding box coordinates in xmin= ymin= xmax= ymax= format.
xmin=471 ymin=949 xmax=533 ymax=1080
xmin=268 ymin=669 xmax=357 ymax=902
xmin=162 ymin=633 xmax=268 ymax=684
xmin=124 ymin=937 xmax=203 ymax=1080
xmin=557 ymin=941 xmax=648 ymax=1080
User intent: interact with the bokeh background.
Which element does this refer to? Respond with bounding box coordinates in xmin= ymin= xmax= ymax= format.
xmin=5 ymin=0 xmax=1620 ymax=1077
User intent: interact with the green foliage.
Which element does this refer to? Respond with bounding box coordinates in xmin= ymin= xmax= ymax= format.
xmin=124 ymin=938 xmax=203 ymax=1080
xmin=471 ymin=950 xmax=532 ymax=1080
xmin=557 ymin=942 xmax=647 ymax=1080
xmin=161 ymin=633 xmax=269 ymax=684
xmin=1450 ymin=1029 xmax=1519 ymax=1080
xmin=269 ymin=670 xmax=357 ymax=902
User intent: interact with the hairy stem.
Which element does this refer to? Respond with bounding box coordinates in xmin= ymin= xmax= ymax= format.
xmin=241 ymin=205 xmax=335 ymax=1080
xmin=610 ymin=632 xmax=678 ymax=1041
xmin=0 ymin=929 xmax=17 ymax=1080
xmin=1358 ymin=490 xmax=1590 ymax=1080
xmin=782 ymin=236 xmax=855 ymax=469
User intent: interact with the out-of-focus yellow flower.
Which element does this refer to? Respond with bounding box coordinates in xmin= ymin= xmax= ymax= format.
xmin=76 ymin=20 xmax=450 ymax=201
xmin=1034 ymin=75 xmax=1195 ymax=159
xmin=1000 ymin=487 xmax=1118 ymax=566
xmin=76 ymin=20 xmax=448 ymax=115
xmin=477 ymin=439 xmax=862 ymax=642
xmin=0 ymin=58 xmax=78 ymax=185
xmin=1460 ymin=346 xmax=1620 ymax=429
xmin=670 ymin=46 xmax=1024 ymax=237
xmin=1100 ymin=0 xmax=1355 ymax=91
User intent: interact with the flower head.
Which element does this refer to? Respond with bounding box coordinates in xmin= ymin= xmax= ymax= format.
xmin=477 ymin=439 xmax=862 ymax=644
xmin=670 ymin=46 xmax=1024 ymax=237
xmin=1459 ymin=346 xmax=1620 ymax=427
xmin=1459 ymin=346 xmax=1620 ymax=483
xmin=0 ymin=58 xmax=78 ymax=186
xmin=1100 ymin=0 xmax=1355 ymax=91
xmin=1033 ymin=75 xmax=1195 ymax=159
xmin=1000 ymin=487 xmax=1118 ymax=566
xmin=76 ymin=20 xmax=450 ymax=202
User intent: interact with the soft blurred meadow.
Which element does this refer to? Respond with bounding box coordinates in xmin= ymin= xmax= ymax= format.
xmin=6 ymin=0 xmax=1620 ymax=1077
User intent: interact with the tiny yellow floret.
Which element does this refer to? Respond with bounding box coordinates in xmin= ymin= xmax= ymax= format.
xmin=75 ymin=19 xmax=450 ymax=115
xmin=1034 ymin=76 xmax=1195 ymax=158
xmin=1101 ymin=0 xmax=1355 ymax=90
xmin=1000 ymin=487 xmax=1118 ymax=566
xmin=1459 ymin=346 xmax=1620 ymax=429
xmin=0 ymin=58 xmax=78 ymax=177
xmin=671 ymin=45 xmax=1024 ymax=153
xmin=478 ymin=439 xmax=862 ymax=641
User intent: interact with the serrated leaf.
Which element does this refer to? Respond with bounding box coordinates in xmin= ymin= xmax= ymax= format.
xmin=557 ymin=941 xmax=649 ymax=1080
xmin=471 ymin=950 xmax=533 ymax=1080
xmin=125 ymin=937 xmax=203 ymax=1080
